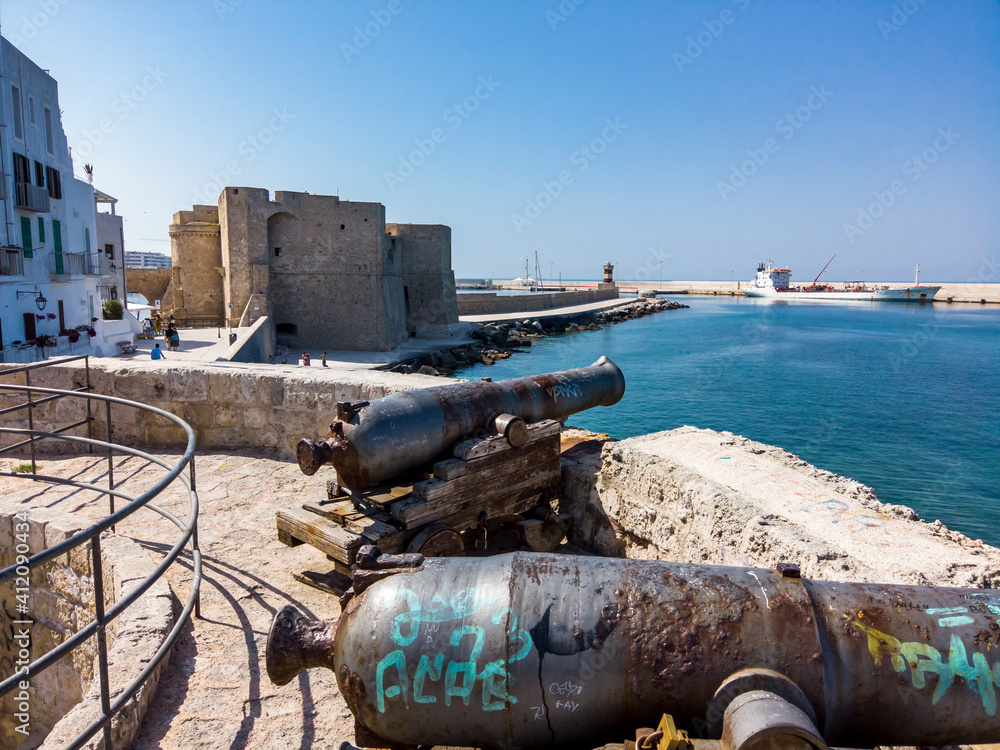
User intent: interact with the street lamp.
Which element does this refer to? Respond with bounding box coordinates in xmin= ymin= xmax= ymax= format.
xmin=17 ymin=290 xmax=47 ymax=311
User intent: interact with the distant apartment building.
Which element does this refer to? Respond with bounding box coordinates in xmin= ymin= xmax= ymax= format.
xmin=0 ymin=35 xmax=137 ymax=363
xmin=124 ymin=250 xmax=171 ymax=269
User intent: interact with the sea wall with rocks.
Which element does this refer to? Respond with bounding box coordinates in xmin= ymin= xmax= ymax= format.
xmin=560 ymin=425 xmax=1000 ymax=588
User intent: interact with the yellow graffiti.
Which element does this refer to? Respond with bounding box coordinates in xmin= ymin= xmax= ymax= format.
xmin=850 ymin=618 xmax=1000 ymax=716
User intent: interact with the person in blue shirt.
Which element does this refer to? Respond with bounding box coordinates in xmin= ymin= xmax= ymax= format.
xmin=151 ymin=343 xmax=165 ymax=360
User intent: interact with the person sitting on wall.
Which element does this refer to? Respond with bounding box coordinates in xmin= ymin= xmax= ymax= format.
xmin=151 ymin=343 xmax=165 ymax=360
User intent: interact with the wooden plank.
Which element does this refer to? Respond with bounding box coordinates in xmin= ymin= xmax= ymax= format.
xmin=359 ymin=523 xmax=410 ymax=555
xmin=276 ymin=507 xmax=364 ymax=565
xmin=392 ymin=466 xmax=561 ymax=528
xmin=422 ymin=479 xmax=560 ymax=534
xmin=277 ymin=529 xmax=303 ymax=548
xmin=414 ymin=447 xmax=560 ymax=502
xmin=452 ymin=419 xmax=561 ymax=461
xmin=432 ymin=436 xmax=560 ymax=481
xmin=352 ymin=483 xmax=414 ymax=510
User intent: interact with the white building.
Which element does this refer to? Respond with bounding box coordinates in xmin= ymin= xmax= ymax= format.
xmin=124 ymin=250 xmax=171 ymax=269
xmin=0 ymin=36 xmax=138 ymax=363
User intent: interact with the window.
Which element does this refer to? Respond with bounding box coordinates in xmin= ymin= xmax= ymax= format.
xmin=28 ymin=96 xmax=35 ymax=126
xmin=46 ymin=167 xmax=62 ymax=199
xmin=43 ymin=107 xmax=54 ymax=154
xmin=34 ymin=160 xmax=45 ymax=188
xmin=274 ymin=247 xmax=281 ymax=257
xmin=105 ymin=243 xmax=114 ymax=260
xmin=38 ymin=218 xmax=45 ymax=244
xmin=11 ymin=86 xmax=23 ymax=140
xmin=13 ymin=153 xmax=30 ymax=184
xmin=20 ymin=217 xmax=32 ymax=258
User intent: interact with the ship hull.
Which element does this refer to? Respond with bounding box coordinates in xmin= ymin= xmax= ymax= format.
xmin=743 ymin=286 xmax=941 ymax=301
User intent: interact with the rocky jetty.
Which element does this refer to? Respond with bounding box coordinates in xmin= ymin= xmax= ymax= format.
xmin=385 ymin=297 xmax=687 ymax=376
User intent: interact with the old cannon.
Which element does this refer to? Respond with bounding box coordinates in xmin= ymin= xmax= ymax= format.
xmin=267 ymin=549 xmax=1000 ymax=749
xmin=276 ymin=358 xmax=625 ymax=568
xmin=297 ymin=355 xmax=625 ymax=491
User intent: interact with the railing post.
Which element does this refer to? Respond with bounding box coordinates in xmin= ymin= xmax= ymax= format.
xmin=106 ymin=399 xmax=116 ymax=532
xmin=25 ymin=369 xmax=36 ymax=474
xmin=86 ymin=355 xmax=94 ymax=453
xmin=90 ymin=534 xmax=115 ymax=750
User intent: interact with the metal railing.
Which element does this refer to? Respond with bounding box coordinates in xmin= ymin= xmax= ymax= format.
xmin=14 ymin=181 xmax=50 ymax=212
xmin=0 ymin=355 xmax=201 ymax=750
xmin=50 ymin=251 xmax=101 ymax=276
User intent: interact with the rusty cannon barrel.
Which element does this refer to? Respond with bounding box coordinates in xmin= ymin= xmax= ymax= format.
xmin=297 ymin=356 xmax=625 ymax=491
xmin=267 ymin=551 xmax=1000 ymax=750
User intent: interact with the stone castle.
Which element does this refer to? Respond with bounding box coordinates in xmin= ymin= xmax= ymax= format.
xmin=167 ymin=188 xmax=458 ymax=351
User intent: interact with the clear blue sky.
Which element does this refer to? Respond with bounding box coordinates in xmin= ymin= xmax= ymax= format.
xmin=3 ymin=0 xmax=998 ymax=282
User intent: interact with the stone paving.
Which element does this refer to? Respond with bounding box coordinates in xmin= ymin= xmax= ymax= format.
xmin=1 ymin=450 xmax=357 ymax=750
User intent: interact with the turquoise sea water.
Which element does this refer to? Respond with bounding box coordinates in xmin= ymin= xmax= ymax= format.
xmin=457 ymin=298 xmax=1000 ymax=546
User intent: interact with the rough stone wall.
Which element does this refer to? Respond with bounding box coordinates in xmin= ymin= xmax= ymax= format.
xmin=0 ymin=361 xmax=437 ymax=461
xmin=561 ymin=426 xmax=1000 ymax=589
xmin=0 ymin=505 xmax=173 ymax=750
xmin=457 ymin=288 xmax=619 ymax=315
xmin=386 ymin=223 xmax=458 ymax=335
xmin=126 ymin=268 xmax=171 ymax=308
xmin=261 ymin=192 xmax=407 ymax=351
xmin=168 ymin=205 xmax=223 ymax=320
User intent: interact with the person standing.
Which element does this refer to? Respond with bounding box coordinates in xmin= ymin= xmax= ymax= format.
xmin=321 ymin=352 xmax=328 ymax=367
xmin=170 ymin=328 xmax=180 ymax=352
xmin=154 ymin=313 xmax=162 ymax=334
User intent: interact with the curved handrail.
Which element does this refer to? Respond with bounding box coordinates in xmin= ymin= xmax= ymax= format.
xmin=0 ymin=379 xmax=201 ymax=750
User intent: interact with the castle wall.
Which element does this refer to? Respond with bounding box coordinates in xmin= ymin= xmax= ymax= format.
xmin=170 ymin=188 xmax=454 ymax=353
xmin=126 ymin=268 xmax=172 ymax=308
xmin=224 ymin=189 xmax=408 ymax=351
xmin=386 ymin=223 xmax=458 ymax=336
xmin=168 ymin=205 xmax=223 ymax=320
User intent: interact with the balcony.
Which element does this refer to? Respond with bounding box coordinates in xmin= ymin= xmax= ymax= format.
xmin=50 ymin=251 xmax=101 ymax=276
xmin=1 ymin=246 xmax=24 ymax=276
xmin=14 ymin=181 xmax=51 ymax=212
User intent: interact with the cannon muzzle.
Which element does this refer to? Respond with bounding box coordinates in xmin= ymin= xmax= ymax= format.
xmin=265 ymin=605 xmax=338 ymax=686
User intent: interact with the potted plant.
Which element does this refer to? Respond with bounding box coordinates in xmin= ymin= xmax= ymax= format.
xmin=102 ymin=299 xmax=124 ymax=320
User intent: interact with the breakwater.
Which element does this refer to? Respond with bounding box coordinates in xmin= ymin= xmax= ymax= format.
xmin=387 ymin=297 xmax=687 ymax=375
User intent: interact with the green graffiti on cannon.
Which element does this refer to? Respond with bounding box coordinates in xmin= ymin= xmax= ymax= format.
xmin=852 ymin=617 xmax=1000 ymax=715
xmin=376 ymin=587 xmax=533 ymax=712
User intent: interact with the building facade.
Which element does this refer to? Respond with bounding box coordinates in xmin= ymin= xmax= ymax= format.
xmin=124 ymin=250 xmax=171 ymax=269
xmin=0 ymin=36 xmax=136 ymax=362
xmin=169 ymin=188 xmax=458 ymax=351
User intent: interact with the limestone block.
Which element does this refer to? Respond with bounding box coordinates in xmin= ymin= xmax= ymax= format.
xmin=167 ymin=367 xmax=211 ymax=402
xmin=213 ymin=406 xmax=242 ymax=428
